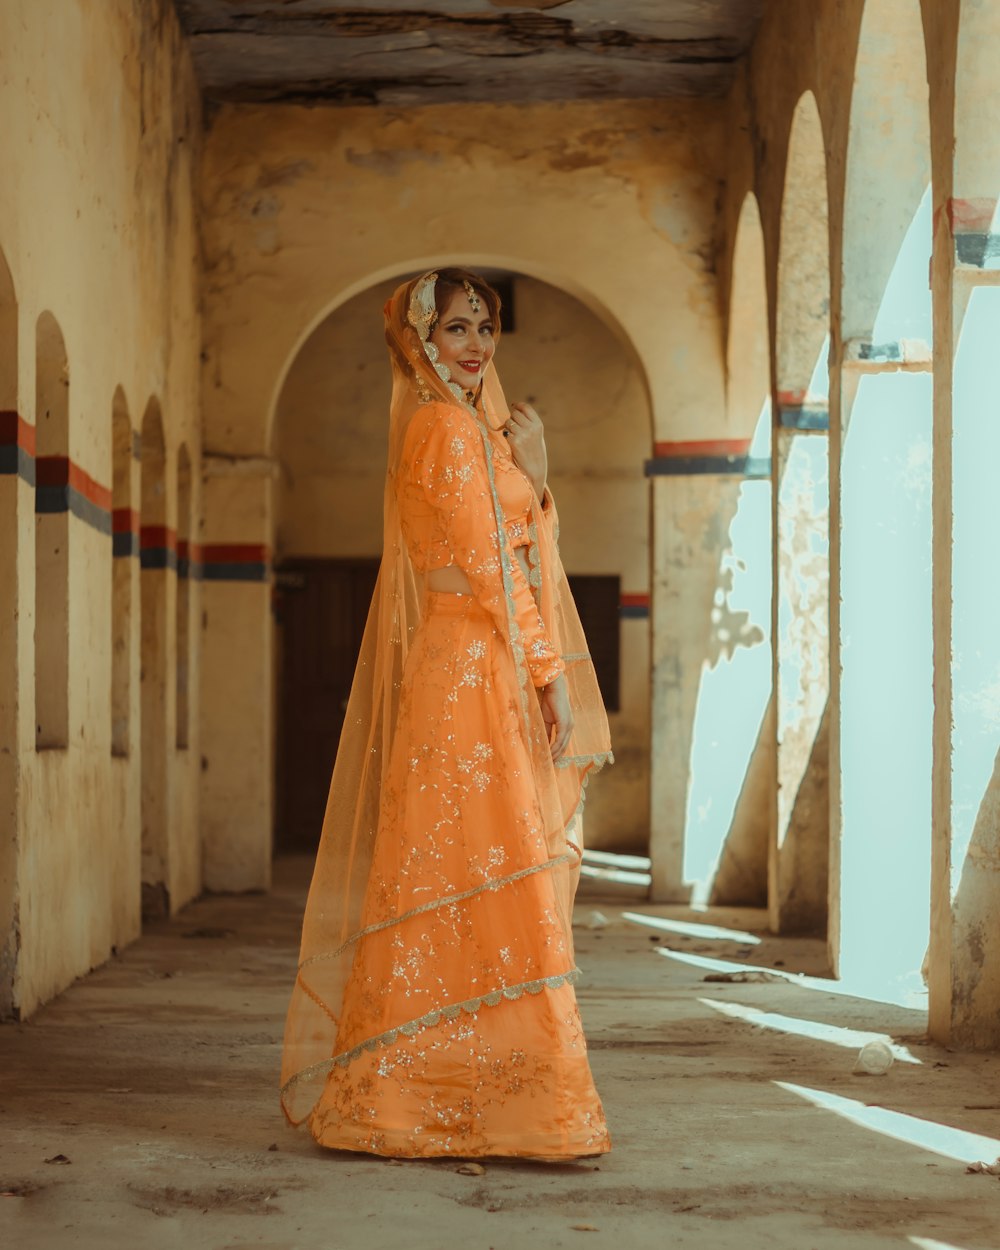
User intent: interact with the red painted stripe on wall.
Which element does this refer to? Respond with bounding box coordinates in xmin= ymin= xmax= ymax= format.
xmin=176 ymin=540 xmax=206 ymax=562
xmin=140 ymin=524 xmax=177 ymax=552
xmin=620 ymin=592 xmax=650 ymax=609
xmin=113 ymin=507 xmax=140 ymax=535
xmin=200 ymin=543 xmax=270 ymax=565
xmin=652 ymin=438 xmax=752 ymax=459
xmin=0 ymin=411 xmax=36 ymax=456
xmin=36 ymin=455 xmax=112 ymax=511
xmin=947 ymin=197 xmax=997 ymax=233
xmin=777 ymin=389 xmax=808 ymax=407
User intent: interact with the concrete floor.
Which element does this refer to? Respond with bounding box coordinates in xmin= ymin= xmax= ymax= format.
xmin=2 ymin=859 xmax=1000 ymax=1250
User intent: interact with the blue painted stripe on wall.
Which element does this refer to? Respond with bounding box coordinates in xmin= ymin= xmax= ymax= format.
xmin=645 ymin=455 xmax=772 ymax=479
xmin=778 ymin=405 xmax=829 ymax=432
xmin=36 ymin=485 xmax=113 ymax=535
xmin=113 ymin=532 xmax=138 ymax=558
xmin=955 ymin=232 xmax=1000 ymax=267
xmin=0 ymin=445 xmax=37 ymax=485
xmin=140 ymin=547 xmax=178 ymax=571
xmin=620 ymin=604 xmax=650 ymax=620
xmin=201 ymin=562 xmax=269 ymax=583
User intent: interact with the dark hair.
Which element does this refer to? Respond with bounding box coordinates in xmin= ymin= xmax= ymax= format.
xmin=433 ymin=267 xmax=502 ymax=332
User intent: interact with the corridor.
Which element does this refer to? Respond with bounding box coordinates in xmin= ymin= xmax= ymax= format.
xmin=2 ymin=858 xmax=998 ymax=1250
xmin=3 ymin=1 xmax=1000 ymax=1242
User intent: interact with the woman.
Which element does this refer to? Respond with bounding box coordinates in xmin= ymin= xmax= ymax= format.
xmin=280 ymin=267 xmax=613 ymax=1160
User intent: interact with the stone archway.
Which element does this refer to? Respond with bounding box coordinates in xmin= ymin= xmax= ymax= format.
xmin=698 ymin=191 xmax=775 ymax=910
xmin=271 ymin=268 xmax=653 ymax=857
xmin=939 ymin=0 xmax=1000 ymax=1046
xmin=836 ymin=0 xmax=934 ymax=1001
xmin=771 ymin=90 xmax=832 ymax=937
xmin=140 ymin=397 xmax=169 ymax=920
xmin=0 ymin=244 xmax=19 ymax=1016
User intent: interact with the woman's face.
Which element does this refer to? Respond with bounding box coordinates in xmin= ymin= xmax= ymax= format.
xmin=429 ymin=287 xmax=496 ymax=391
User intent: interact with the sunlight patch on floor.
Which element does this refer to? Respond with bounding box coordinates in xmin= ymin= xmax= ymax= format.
xmin=699 ymin=997 xmax=921 ymax=1063
xmin=656 ymin=946 xmax=928 ymax=1011
xmin=582 ymin=849 xmax=652 ymax=871
xmin=579 ymin=864 xmax=652 ymax=888
xmin=909 ymin=1238 xmax=977 ymax=1250
xmin=623 ymin=911 xmax=761 ymax=945
xmin=776 ymin=1083 xmax=1000 ymax=1164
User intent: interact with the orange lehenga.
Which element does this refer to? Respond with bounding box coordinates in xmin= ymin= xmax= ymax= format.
xmin=279 ymin=271 xmax=613 ymax=1159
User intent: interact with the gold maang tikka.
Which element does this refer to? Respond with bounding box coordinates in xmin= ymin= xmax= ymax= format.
xmin=462 ymin=279 xmax=481 ymax=313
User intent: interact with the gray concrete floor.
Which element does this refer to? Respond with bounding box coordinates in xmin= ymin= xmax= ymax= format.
xmin=2 ymin=857 xmax=1000 ymax=1250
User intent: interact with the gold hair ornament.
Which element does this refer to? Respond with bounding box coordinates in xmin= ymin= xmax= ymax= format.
xmin=462 ymin=279 xmax=481 ymax=313
xmin=406 ymin=270 xmax=465 ymax=402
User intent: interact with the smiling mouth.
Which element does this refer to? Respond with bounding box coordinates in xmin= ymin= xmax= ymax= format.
xmin=457 ymin=360 xmax=481 ymax=373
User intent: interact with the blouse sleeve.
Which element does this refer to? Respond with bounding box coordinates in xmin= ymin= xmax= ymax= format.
xmin=537 ymin=485 xmax=560 ymax=547
xmin=408 ymin=404 xmax=565 ymax=689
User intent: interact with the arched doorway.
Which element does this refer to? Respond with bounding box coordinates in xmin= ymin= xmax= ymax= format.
xmin=140 ymin=398 xmax=169 ymax=920
xmin=0 ymin=244 xmax=19 ymax=1016
xmin=772 ymin=90 xmax=833 ymax=936
xmin=941 ymin=0 xmax=1000 ymax=1045
xmin=271 ymin=269 xmax=652 ymax=858
xmin=34 ymin=311 xmax=71 ymax=750
xmin=691 ymin=191 xmax=774 ymax=908
xmin=836 ymin=0 xmax=933 ymax=1003
xmin=111 ymin=387 xmax=134 ymax=758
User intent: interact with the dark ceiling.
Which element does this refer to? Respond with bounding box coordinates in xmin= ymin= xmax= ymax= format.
xmin=172 ymin=1 xmax=765 ymax=107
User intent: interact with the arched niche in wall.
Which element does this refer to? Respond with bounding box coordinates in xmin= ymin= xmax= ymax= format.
xmin=175 ymin=443 xmax=191 ymax=751
xmin=271 ymin=270 xmax=652 ymax=858
xmin=771 ymin=90 xmax=832 ymax=937
xmin=841 ymin=0 xmax=932 ymax=340
xmin=777 ymin=94 xmax=831 ymax=403
xmin=111 ymin=387 xmax=134 ymax=758
xmin=727 ymin=193 xmax=771 ymax=437
xmin=953 ymin=0 xmax=1000 ymax=269
xmin=0 ymin=248 xmax=15 ymax=414
xmin=139 ymin=398 xmax=169 ymax=920
xmin=945 ymin=0 xmax=1000 ymax=1045
xmin=0 ymin=245 xmax=19 ymax=1018
xmin=836 ymin=0 xmax=934 ymax=1003
xmin=0 ymin=248 xmax=19 ymax=739
xmin=692 ymin=192 xmax=774 ymax=909
xmin=34 ymin=311 xmax=70 ymax=750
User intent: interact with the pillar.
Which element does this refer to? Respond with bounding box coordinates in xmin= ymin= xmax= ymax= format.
xmin=200 ymin=456 xmax=275 ymax=892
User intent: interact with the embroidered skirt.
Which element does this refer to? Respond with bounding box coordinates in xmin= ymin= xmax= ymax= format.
xmin=307 ymin=591 xmax=610 ymax=1159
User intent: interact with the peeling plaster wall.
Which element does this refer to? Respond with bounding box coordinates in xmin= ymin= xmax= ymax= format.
xmin=199 ymin=96 xmax=726 ymax=886
xmin=0 ymin=0 xmax=203 ymax=1017
xmin=275 ymin=274 xmax=652 ymax=852
xmin=175 ymin=0 xmax=764 ymax=106
xmin=200 ymin=98 xmax=726 ymax=456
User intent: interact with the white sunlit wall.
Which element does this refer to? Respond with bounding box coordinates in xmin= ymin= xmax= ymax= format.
xmin=774 ymin=344 xmax=831 ymax=932
xmin=838 ymin=188 xmax=934 ymax=1004
xmin=682 ymin=404 xmax=772 ymax=904
xmin=949 ymin=283 xmax=1000 ymax=995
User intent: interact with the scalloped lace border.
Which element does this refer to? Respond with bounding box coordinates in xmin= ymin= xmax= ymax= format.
xmin=282 ymin=966 xmax=582 ymax=1095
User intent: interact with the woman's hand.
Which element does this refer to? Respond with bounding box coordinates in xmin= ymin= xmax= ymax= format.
xmin=539 ymin=673 xmax=574 ymax=762
xmin=505 ymin=403 xmax=547 ymax=500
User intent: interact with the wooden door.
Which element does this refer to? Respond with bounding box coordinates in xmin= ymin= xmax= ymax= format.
xmin=274 ymin=558 xmax=379 ymax=854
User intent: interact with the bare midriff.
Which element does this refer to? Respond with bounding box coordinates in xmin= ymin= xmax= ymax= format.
xmin=427 ymin=545 xmax=531 ymax=595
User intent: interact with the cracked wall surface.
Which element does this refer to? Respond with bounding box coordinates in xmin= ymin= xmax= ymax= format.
xmin=173 ymin=1 xmax=764 ymax=104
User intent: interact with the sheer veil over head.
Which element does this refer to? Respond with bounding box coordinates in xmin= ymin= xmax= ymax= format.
xmin=280 ymin=268 xmax=612 ymax=1126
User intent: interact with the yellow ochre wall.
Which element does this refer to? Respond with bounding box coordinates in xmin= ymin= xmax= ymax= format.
xmin=198 ymin=97 xmax=728 ymax=882
xmin=0 ymin=0 xmax=203 ymax=1017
